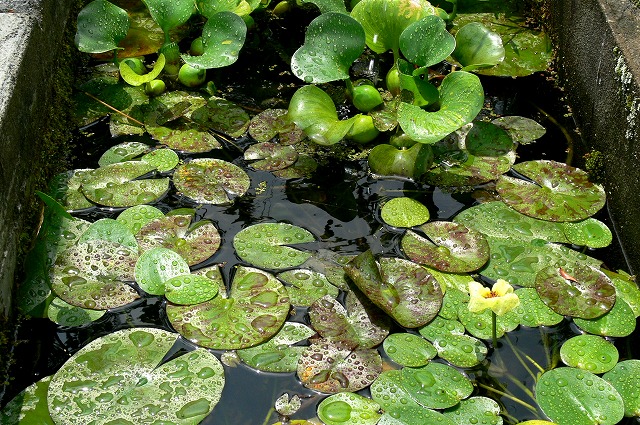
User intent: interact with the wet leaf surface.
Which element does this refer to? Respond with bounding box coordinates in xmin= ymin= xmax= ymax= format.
xmin=277 ymin=269 xmax=340 ymax=307
xmin=248 ymin=108 xmax=305 ymax=144
xmin=602 ymin=360 xmax=640 ymax=417
xmin=244 ymin=142 xmax=299 ymax=171
xmin=560 ymin=335 xmax=619 ymax=374
xmin=173 ymin=158 xmax=250 ymax=204
xmin=383 ymin=333 xmax=437 ymax=367
xmin=317 ymin=393 xmax=381 ymax=425
xmin=400 ymin=362 xmax=474 ymax=409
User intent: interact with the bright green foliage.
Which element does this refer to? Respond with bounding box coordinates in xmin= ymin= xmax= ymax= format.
xmin=182 ymin=12 xmax=247 ymax=69
xmin=75 ymin=0 xmax=130 ymax=54
xmin=317 ymin=393 xmax=381 ymax=425
xmin=452 ymin=22 xmax=505 ymax=69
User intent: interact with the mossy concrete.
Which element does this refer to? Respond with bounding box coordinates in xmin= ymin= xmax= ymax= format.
xmin=546 ymin=0 xmax=640 ymax=274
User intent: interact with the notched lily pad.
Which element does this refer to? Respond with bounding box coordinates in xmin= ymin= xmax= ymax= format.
xmin=47 ymin=297 xmax=106 ymax=327
xmin=98 ymin=141 xmax=150 ymax=166
xmin=573 ymin=297 xmax=636 ymax=337
xmin=0 ymin=376 xmax=53 ymax=424
xmin=561 ymin=218 xmax=612 ymax=248
xmin=317 ymin=393 xmax=381 ymax=425
xmin=116 ymin=204 xmax=164 ymax=234
xmin=48 ymin=169 xmax=95 ymax=211
xmin=146 ymin=120 xmax=222 ymax=153
xmin=278 ymin=269 xmax=340 ymax=307
xmin=244 ymin=142 xmax=299 ymax=171
xmin=442 ymin=396 xmax=502 ymax=425
xmin=134 ymin=247 xmax=191 ymax=295
xmin=400 ymin=362 xmax=474 ymax=409
xmin=173 ymin=158 xmax=250 ymax=205
xmin=602 ymin=360 xmax=640 ymax=417
xmin=191 ymin=97 xmax=250 ymax=137
xmin=492 ymin=116 xmax=546 ymax=144
xmin=165 ymin=274 xmax=220 ymax=305
xmin=380 ymin=197 xmax=430 ymax=228
xmin=248 ymin=108 xmax=305 ymax=144
xmin=383 ymin=333 xmax=437 ymax=367
xmin=560 ymin=334 xmax=619 ymax=374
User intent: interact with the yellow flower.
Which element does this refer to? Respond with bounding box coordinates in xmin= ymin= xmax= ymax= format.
xmin=468 ymin=279 xmax=520 ymax=316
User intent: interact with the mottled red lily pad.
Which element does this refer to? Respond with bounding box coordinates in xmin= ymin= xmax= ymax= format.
xmin=173 ymin=158 xmax=250 ymax=205
xmin=244 ymin=142 xmax=299 ymax=171
xmin=248 ymin=108 xmax=306 ymax=145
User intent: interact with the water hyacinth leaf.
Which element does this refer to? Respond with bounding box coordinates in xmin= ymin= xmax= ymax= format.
xmin=561 ymin=218 xmax=612 ymax=248
xmin=197 ymin=0 xmax=253 ymax=18
xmin=141 ymin=148 xmax=180 ymax=171
xmin=297 ymin=342 xmax=383 ymax=393
xmin=237 ymin=322 xmax=316 ymax=372
xmin=248 ymin=109 xmax=305 ymax=145
xmin=317 ymin=393 xmax=381 ymax=425
xmin=402 ymin=221 xmax=489 ymax=273
xmin=605 ymin=269 xmax=640 ymax=317
xmin=275 ymin=393 xmax=302 ymax=417
xmin=309 ymin=293 xmax=391 ymax=350
xmin=396 ymin=60 xmax=439 ymax=107
xmin=273 ymin=154 xmax=318 ymax=179
xmin=368 ymin=143 xmax=434 ymax=179
xmin=48 ymin=169 xmax=95 ymax=211
xmin=291 ymin=13 xmax=365 ymax=84
xmin=535 ymin=264 xmax=616 ymax=319
xmin=134 ymin=247 xmax=191 ymax=295
xmin=80 ymin=161 xmax=169 ymax=207
xmin=418 ymin=316 xmax=465 ymax=341
xmin=432 ymin=333 xmax=487 ymax=367
xmin=288 ymin=85 xmax=357 ymax=145
xmin=116 ymin=205 xmax=164 ymax=234
xmin=233 ymin=222 xmax=314 ymax=270
xmin=47 ymin=296 xmax=106 ymax=327
xmin=513 ymin=288 xmax=563 ymax=327
xmin=452 ymin=22 xmax=505 ymax=69
xmin=400 ymin=15 xmax=455 ymax=68
xmin=442 ymin=396 xmax=502 ymax=425
xmin=350 ymin=0 xmax=436 ymax=55
xmin=142 ymin=0 xmax=194 ymax=33
xmin=75 ymin=0 xmax=130 ymax=54
xmin=50 ymin=241 xmax=139 ymax=310
xmin=496 ymin=160 xmax=606 ymax=222
xmin=182 ymin=12 xmax=247 ymax=69
xmin=380 ymin=197 xmax=430 ymax=228
xmin=119 ymin=53 xmax=166 ymax=86
xmin=0 ymin=376 xmax=54 ymax=424
xmin=78 ymin=218 xmax=138 ymax=250
xmin=47 ymin=328 xmax=225 ymax=425
xmin=136 ymin=215 xmax=221 ymax=266
xmin=345 ymin=252 xmax=443 ymax=328
xmin=277 ymin=269 xmax=340 ymax=307
xmin=457 ymin=305 xmax=519 ymax=340
xmin=173 ymin=158 xmax=250 ymax=204
xmin=164 ymin=274 xmax=219 ymax=305
xmin=167 ymin=267 xmax=290 ymax=349
xmin=191 ymin=97 xmax=250 ymax=137
xmin=300 ymin=0 xmax=348 ymax=13
xmin=244 ymin=142 xmax=299 ymax=171
xmin=573 ymin=297 xmax=636 ymax=337
xmin=491 ymin=116 xmax=547 ymax=144
xmin=536 ymin=368 xmax=624 ymax=425
xmin=98 ymin=141 xmax=150 ymax=167
xmin=398 ymin=71 xmax=484 ymax=144
xmin=383 ymin=333 xmax=437 ymax=367
xmin=401 ymin=362 xmax=474 ymax=409
xmin=602 ymin=360 xmax=640 ymax=417
xmin=560 ymin=335 xmax=619 ymax=374
xmin=146 ymin=120 xmax=222 ymax=153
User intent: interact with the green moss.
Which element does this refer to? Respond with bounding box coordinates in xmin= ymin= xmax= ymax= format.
xmin=583 ymin=150 xmax=606 ymax=184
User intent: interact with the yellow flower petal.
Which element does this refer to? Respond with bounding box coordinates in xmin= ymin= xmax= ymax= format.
xmin=492 ymin=279 xmax=514 ymax=296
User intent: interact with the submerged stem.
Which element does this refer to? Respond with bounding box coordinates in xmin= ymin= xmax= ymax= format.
xmin=529 ymin=101 xmax=574 ymax=165
xmin=504 ymin=333 xmax=539 ymax=381
xmin=492 ymin=311 xmax=498 ymax=347
xmin=477 ymin=382 xmax=538 ymax=414
xmin=82 ymin=91 xmax=145 ymax=126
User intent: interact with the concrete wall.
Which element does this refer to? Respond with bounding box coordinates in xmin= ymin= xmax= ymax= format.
xmin=547 ymin=0 xmax=640 ymax=274
xmin=0 ymin=0 xmax=74 ymax=319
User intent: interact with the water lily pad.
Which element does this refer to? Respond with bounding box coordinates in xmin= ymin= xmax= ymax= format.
xmin=380 ymin=197 xmax=430 ymax=228
xmin=273 ymin=154 xmax=318 ymax=179
xmin=192 ymin=264 xmax=227 ymax=298
xmin=167 ymin=266 xmax=290 ymax=349
xmin=368 ymin=143 xmax=434 ymax=179
xmin=452 ymin=22 xmax=505 ymax=69
xmin=492 ymin=116 xmax=546 ymax=144
xmin=400 ymin=362 xmax=474 ymax=409
xmin=174 ymin=158 xmax=250 ymax=204
xmin=535 ymin=264 xmax=616 ymax=319
xmin=47 ymin=296 xmax=106 ymax=327
xmin=191 ymin=97 xmax=250 ymax=137
xmin=437 ymin=287 xmax=470 ymax=320
xmin=605 ymin=269 xmax=640 ymax=317
xmin=275 ymin=393 xmax=302 ymax=417
xmin=383 ymin=333 xmax=437 ymax=367
xmin=345 ymin=252 xmax=443 ymax=328
xmin=442 ymin=396 xmax=503 ymax=425
xmin=309 ymin=293 xmax=391 ymax=349
xmin=560 ymin=335 xmax=618 ymax=374
xmin=457 ymin=304 xmax=519 ymax=340
xmin=48 ymin=169 xmax=95 ymax=211
xmin=561 ymin=218 xmax=612 ymax=248
xmin=277 ymin=269 xmax=340 ymax=307
xmin=134 ymin=247 xmax=191 ymax=295
xmin=78 ymin=218 xmax=138 ymax=250
xmin=602 ymin=360 xmax=640 ymax=417
xmin=297 ymin=341 xmax=382 ymax=393
xmin=536 ymin=367 xmax=624 ymax=425
xmin=317 ymin=393 xmax=381 ymax=425
xmin=47 ymin=328 xmax=225 ymax=425
xmin=136 ymin=215 xmax=221 ymax=266
xmin=165 ymin=274 xmax=220 ymax=305
xmin=237 ymin=322 xmax=316 ymax=372
xmin=98 ymin=141 xmax=150 ymax=166
xmin=80 ymin=161 xmax=169 ymax=207
xmin=244 ymin=142 xmax=298 ymax=171
xmin=496 ymin=160 xmax=606 ymax=222
xmin=291 ymin=13 xmax=365 ymax=83
xmin=50 ymin=240 xmax=139 ymax=310
xmin=573 ymin=297 xmax=636 ymax=337
xmin=248 ymin=109 xmax=305 ymax=145
xmin=141 ymin=148 xmax=179 ymax=171
xmin=233 ymin=222 xmax=314 ymax=270
xmin=147 ymin=120 xmax=222 ymax=153
xmin=116 ymin=204 xmax=165 ymax=234
xmin=0 ymin=376 xmax=53 ymax=424
xmin=75 ymin=0 xmax=130 ymax=54
xmin=512 ymin=288 xmax=564 ymax=327
xmin=402 ymin=221 xmax=489 ymax=273
xmin=431 ymin=333 xmax=487 ymax=367
xmin=300 ymin=0 xmax=348 ymax=13
xmin=418 ymin=316 xmax=465 ymax=341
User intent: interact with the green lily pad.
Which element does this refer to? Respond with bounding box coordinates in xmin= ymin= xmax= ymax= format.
xmin=80 ymin=161 xmax=169 ymax=207
xmin=402 ymin=221 xmax=489 ymax=273
xmin=383 ymin=333 xmax=437 ymax=367
xmin=418 ymin=316 xmax=465 ymax=341
xmin=78 ymin=218 xmax=138 ymax=250
xmin=192 ymin=264 xmax=227 ymax=299
xmin=431 ymin=333 xmax=487 ymax=368
xmin=167 ymin=266 xmax=290 ymax=349
xmin=136 ymin=215 xmax=221 ymax=266
xmin=119 ymin=53 xmax=166 ymax=86
xmin=98 ymin=141 xmax=150 ymax=166
xmin=380 ymin=197 xmax=430 ymax=228
xmin=237 ymin=322 xmax=316 ymax=372
xmin=50 ymin=240 xmax=139 ymax=310
xmin=400 ymin=15 xmax=455 ymax=68
xmin=317 ymin=393 xmax=381 ymax=425
xmin=437 ymin=287 xmax=470 ymax=320
xmin=47 ymin=328 xmax=225 ymax=425
xmin=400 ymin=362 xmax=474 ymax=409
xmin=309 ymin=293 xmax=391 ymax=349
xmin=248 ymin=109 xmax=305 ymax=144
xmin=496 ymin=160 xmax=606 ymax=222
xmin=368 ymin=143 xmax=434 ymax=179
xmin=141 ymin=148 xmax=180 ymax=171
xmin=233 ymin=222 xmax=315 ymax=270
xmin=512 ymin=288 xmax=564 ymax=327
xmin=536 ymin=367 xmax=624 ymax=425
xmin=602 ymin=360 xmax=640 ymax=417
xmin=457 ymin=304 xmax=519 ymax=340
xmin=116 ymin=204 xmax=165 ymax=234
xmin=244 ymin=142 xmax=298 ymax=171
xmin=165 ymin=274 xmax=220 ymax=305
xmin=291 ymin=13 xmax=365 ymax=83
xmin=0 ymin=376 xmax=54 ymax=424
xmin=452 ymin=22 xmax=505 ymax=69
xmin=173 ymin=158 xmax=250 ymax=204
xmin=491 ymin=116 xmax=547 ymax=144
xmin=48 ymin=169 xmax=95 ymax=211
xmin=134 ymin=247 xmax=191 ymax=295
xmin=605 ymin=269 xmax=640 ymax=317
xmin=561 ymin=218 xmax=612 ymax=248
xmin=147 ymin=120 xmax=222 ymax=153
xmin=535 ymin=263 xmax=616 ymax=319
xmin=277 ymin=269 xmax=340 ymax=307
xmin=344 ymin=252 xmax=443 ymax=328
xmin=47 ymin=296 xmax=106 ymax=327
xmin=442 ymin=396 xmax=503 ymax=425
xmin=75 ymin=0 xmax=130 ymax=54
xmin=297 ymin=341 xmax=382 ymax=393
xmin=142 ymin=0 xmax=194 ymax=33
xmin=573 ymin=297 xmax=636 ymax=337
xmin=273 ymin=154 xmax=318 ymax=179
xmin=191 ymin=97 xmax=250 ymax=137
xmin=275 ymin=393 xmax=302 ymax=417
xmin=182 ymin=11 xmax=247 ymax=69
xmin=560 ymin=335 xmax=619 ymax=374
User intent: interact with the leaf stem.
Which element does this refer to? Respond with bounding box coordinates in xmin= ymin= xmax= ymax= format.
xmin=492 ymin=311 xmax=498 ymax=347
xmin=477 ymin=382 xmax=538 ymax=414
xmin=504 ymin=333 xmax=538 ymax=381
xmin=82 ymin=91 xmax=145 ymax=126
xmin=260 ymin=407 xmax=276 ymax=425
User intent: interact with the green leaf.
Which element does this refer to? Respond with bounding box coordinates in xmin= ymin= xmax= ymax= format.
xmin=248 ymin=109 xmax=305 ymax=144
xmin=573 ymin=297 xmax=636 ymax=337
xmin=561 ymin=218 xmax=612 ymax=248
xmin=605 ymin=269 xmax=640 ymax=317
xmin=134 ymin=247 xmax=191 ymax=295
xmin=165 ymin=274 xmax=220 ymax=305
xmin=197 ymin=0 xmax=254 ymax=17
xmin=383 ymin=333 xmax=437 ymax=367
xmin=119 ymin=53 xmax=166 ymax=86
xmin=491 ymin=115 xmax=546 ymax=144
xmin=173 ymin=158 xmax=250 ymax=205
xmin=47 ymin=169 xmax=95 ymax=211
xmin=47 ymin=297 xmax=106 ymax=327
xmin=0 ymin=376 xmax=54 ymax=424
xmin=442 ymin=397 xmax=503 ymax=425
xmin=78 ymin=218 xmax=138 ymax=250
xmin=98 ymin=142 xmax=150 ymax=166
xmin=75 ymin=0 xmax=130 ymax=54
xmin=142 ymin=0 xmax=195 ymax=33
xmin=400 ymin=362 xmax=474 ymax=409
xmin=277 ymin=269 xmax=340 ymax=307
xmin=317 ymin=393 xmax=381 ymax=425
xmin=452 ymin=22 xmax=505 ymax=69
xmin=560 ymin=335 xmax=619 ymax=374
xmin=191 ymin=97 xmax=250 ymax=137
xmin=380 ymin=197 xmax=430 ymax=227
xmin=300 ymin=0 xmax=348 ymax=13
xmin=400 ymin=15 xmax=455 ymax=68
xmin=433 ymin=333 xmax=487 ymax=367
xmin=182 ymin=12 xmax=247 ymax=69
xmin=140 ymin=148 xmax=180 ymax=172
xmin=602 ymin=360 xmax=640 ymax=417
xmin=512 ymin=288 xmax=563 ymax=327
xmin=368 ymin=143 xmax=434 ymax=179
xmin=244 ymin=142 xmax=299 ymax=171
xmin=116 ymin=205 xmax=164 ymax=234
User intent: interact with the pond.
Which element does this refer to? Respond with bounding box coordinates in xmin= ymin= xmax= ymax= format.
xmin=2 ymin=1 xmax=640 ymax=425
